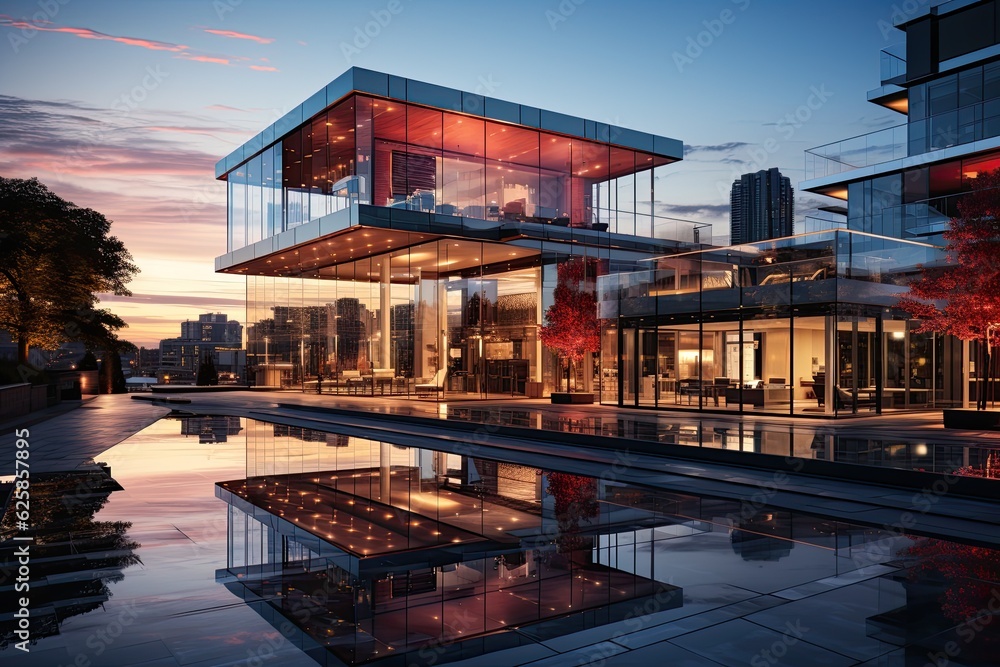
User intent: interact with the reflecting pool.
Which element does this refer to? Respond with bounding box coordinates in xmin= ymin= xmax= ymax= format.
xmin=1 ymin=415 xmax=998 ymax=666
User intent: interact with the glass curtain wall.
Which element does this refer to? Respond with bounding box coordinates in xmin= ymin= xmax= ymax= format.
xmin=245 ymin=236 xmax=619 ymax=399
xmin=599 ymin=231 xmax=964 ymax=416
xmin=226 ymin=94 xmax=696 ymax=254
xmin=360 ymin=94 xmax=672 ymax=235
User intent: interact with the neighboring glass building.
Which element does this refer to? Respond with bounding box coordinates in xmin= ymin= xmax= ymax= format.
xmin=799 ymin=0 xmax=1000 ymax=411
xmin=598 ymin=230 xmax=960 ymax=416
xmin=215 ymin=67 xmax=703 ymax=398
xmin=600 ymin=0 xmax=989 ymax=417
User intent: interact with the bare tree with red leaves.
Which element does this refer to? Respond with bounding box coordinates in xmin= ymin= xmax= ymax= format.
xmin=898 ymin=169 xmax=1000 ymax=410
xmin=539 ymin=257 xmax=601 ymax=393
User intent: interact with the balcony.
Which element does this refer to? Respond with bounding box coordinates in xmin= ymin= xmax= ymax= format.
xmin=880 ymin=45 xmax=906 ymax=84
xmin=804 ymin=124 xmax=908 ymax=180
xmin=799 ymin=214 xmax=848 ymax=234
xmin=598 ymin=230 xmax=946 ymax=318
xmin=806 ymin=96 xmax=1000 ymax=181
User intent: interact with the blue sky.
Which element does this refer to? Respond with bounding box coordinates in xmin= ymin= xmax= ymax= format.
xmin=0 ymin=0 xmax=914 ymax=346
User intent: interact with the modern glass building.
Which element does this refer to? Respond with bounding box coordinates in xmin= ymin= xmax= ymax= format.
xmin=599 ymin=0 xmax=997 ymax=416
xmin=215 ymin=67 xmax=705 ymax=398
xmin=598 ymin=230 xmax=961 ymax=416
xmin=799 ymin=0 xmax=1000 ymax=411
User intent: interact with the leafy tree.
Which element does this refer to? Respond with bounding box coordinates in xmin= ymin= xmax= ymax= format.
xmin=197 ymin=353 xmax=219 ymax=386
xmin=0 ymin=177 xmax=137 ymax=365
xmin=72 ymin=307 xmax=136 ymax=394
xmin=539 ymin=257 xmax=601 ymax=392
xmin=898 ymin=169 xmax=1000 ymax=410
xmin=99 ymin=350 xmax=128 ymax=394
xmin=77 ymin=350 xmax=99 ymax=371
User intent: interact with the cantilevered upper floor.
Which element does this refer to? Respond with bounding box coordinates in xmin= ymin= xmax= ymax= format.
xmin=216 ymin=67 xmax=689 ymax=262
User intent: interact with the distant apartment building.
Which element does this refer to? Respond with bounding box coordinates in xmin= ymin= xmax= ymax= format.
xmin=180 ymin=312 xmax=242 ymax=343
xmin=159 ymin=313 xmax=245 ymax=383
xmin=729 ymin=168 xmax=794 ymax=244
xmin=134 ymin=346 xmax=161 ymax=376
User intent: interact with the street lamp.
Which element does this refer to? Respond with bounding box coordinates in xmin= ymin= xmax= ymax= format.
xmin=263 ymin=336 xmax=269 ymax=365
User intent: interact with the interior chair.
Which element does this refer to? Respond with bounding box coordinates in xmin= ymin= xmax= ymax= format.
xmin=812 ymin=374 xmax=826 ymax=408
xmin=502 ymin=200 xmax=525 ymax=221
xmin=415 ymin=368 xmax=447 ymax=396
xmin=835 ymin=386 xmax=876 ymax=411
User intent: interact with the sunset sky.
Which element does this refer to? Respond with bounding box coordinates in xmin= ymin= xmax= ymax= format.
xmin=1 ymin=0 xmax=910 ymax=348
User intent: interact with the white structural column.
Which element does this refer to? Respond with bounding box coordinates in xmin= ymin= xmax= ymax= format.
xmin=380 ymin=441 xmax=392 ymax=503
xmin=535 ymin=267 xmax=543 ymax=382
xmin=380 ymin=261 xmax=391 ymax=368
xmin=825 ymin=315 xmax=836 ymax=416
xmin=438 ymin=279 xmax=449 ymax=377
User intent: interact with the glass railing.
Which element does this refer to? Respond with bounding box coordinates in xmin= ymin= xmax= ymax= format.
xmin=805 ymin=124 xmax=908 ymax=180
xmin=886 ymin=200 xmax=952 ymax=240
xmin=882 ymin=185 xmax=1000 ymax=240
xmin=598 ymin=230 xmax=946 ymax=306
xmin=806 ymin=95 xmax=1000 ymax=180
xmin=880 ymin=45 xmax=906 ymax=83
xmin=799 ymin=214 xmax=847 ymax=234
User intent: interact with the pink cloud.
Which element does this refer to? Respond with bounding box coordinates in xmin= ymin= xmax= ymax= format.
xmin=0 ymin=15 xmax=189 ymax=52
xmin=206 ymin=104 xmax=245 ymax=112
xmin=249 ymin=65 xmax=278 ymax=72
xmin=202 ymin=28 xmax=274 ymax=44
xmin=0 ymin=15 xmax=259 ymax=68
xmin=176 ymin=53 xmax=231 ymax=65
xmin=5 ymin=146 xmax=217 ymax=179
xmin=148 ymin=125 xmax=247 ymax=136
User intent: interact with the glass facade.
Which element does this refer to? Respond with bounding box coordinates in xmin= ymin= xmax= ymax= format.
xmin=245 ymin=237 xmax=623 ymax=398
xmin=599 ymin=230 xmax=964 ymax=416
xmin=805 ymin=60 xmax=1000 ymax=180
xmin=221 ymin=82 xmax=703 ymax=401
xmin=225 ymin=94 xmax=686 ymax=254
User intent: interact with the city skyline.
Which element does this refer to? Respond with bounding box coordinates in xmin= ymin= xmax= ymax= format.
xmin=1 ymin=0 xmax=914 ymax=346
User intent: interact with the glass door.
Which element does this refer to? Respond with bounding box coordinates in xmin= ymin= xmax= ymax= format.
xmin=657 ymin=331 xmax=676 ymax=408
xmin=638 ymin=328 xmax=657 ymax=406
xmin=621 ymin=326 xmax=637 ymax=406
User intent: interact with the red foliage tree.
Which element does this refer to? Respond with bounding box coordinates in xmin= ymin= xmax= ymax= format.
xmin=898 ymin=169 xmax=1000 ymax=410
xmin=539 ymin=258 xmax=601 ymax=392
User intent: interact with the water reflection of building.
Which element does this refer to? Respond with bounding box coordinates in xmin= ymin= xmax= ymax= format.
xmin=730 ymin=513 xmax=794 ymax=562
xmin=270 ymin=424 xmax=348 ymax=445
xmin=179 ymin=415 xmax=244 ymax=443
xmin=215 ymin=424 xmax=682 ymax=665
xmin=0 ymin=470 xmax=140 ymax=647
